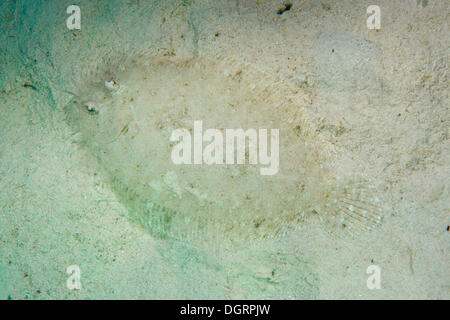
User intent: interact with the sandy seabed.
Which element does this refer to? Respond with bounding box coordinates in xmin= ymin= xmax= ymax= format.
xmin=0 ymin=0 xmax=448 ymax=299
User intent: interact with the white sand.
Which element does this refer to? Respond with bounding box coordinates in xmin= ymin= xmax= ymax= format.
xmin=0 ymin=0 xmax=448 ymax=299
